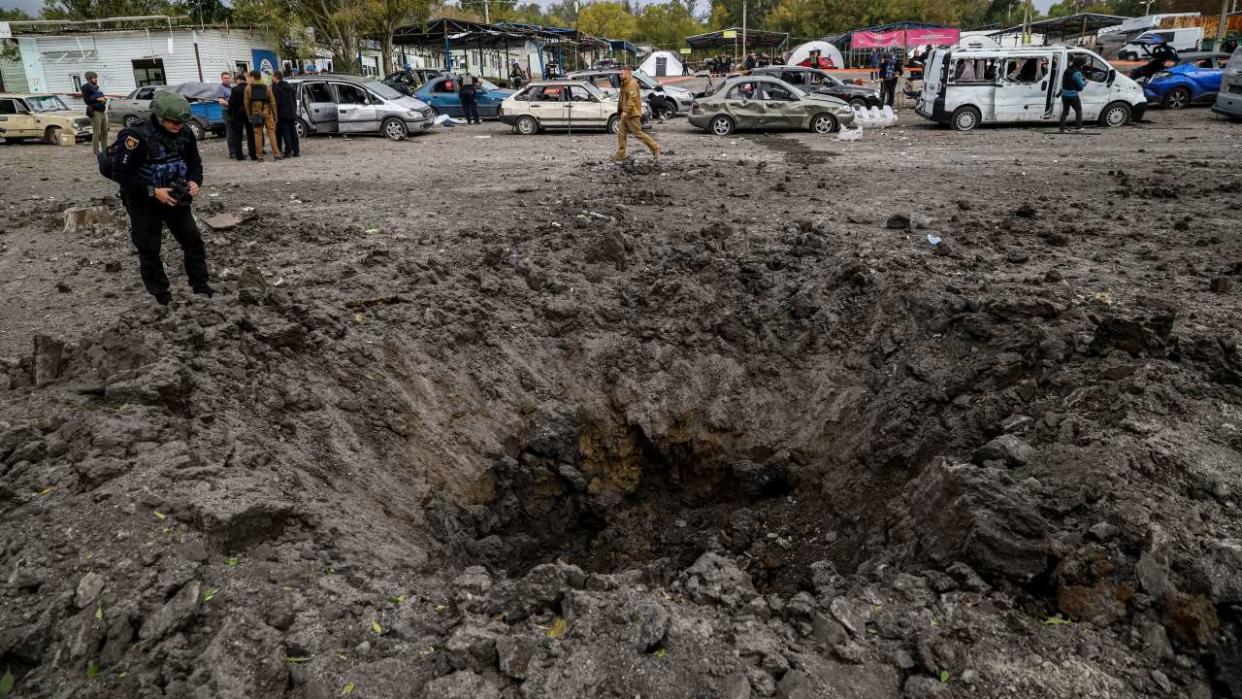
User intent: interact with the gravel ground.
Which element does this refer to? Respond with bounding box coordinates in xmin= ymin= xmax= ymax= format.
xmin=1 ymin=103 xmax=1242 ymax=698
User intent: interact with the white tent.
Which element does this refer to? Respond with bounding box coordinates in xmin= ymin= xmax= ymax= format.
xmin=638 ymin=50 xmax=685 ymax=77
xmin=786 ymin=41 xmax=845 ymax=70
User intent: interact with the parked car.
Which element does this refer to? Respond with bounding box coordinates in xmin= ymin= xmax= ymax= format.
xmin=916 ymin=46 xmax=1146 ymax=131
xmin=499 ymin=80 xmax=649 ymax=135
xmin=687 ymin=75 xmax=854 ymax=136
xmin=383 ymin=69 xmax=447 ymax=96
xmin=1118 ymin=28 xmax=1203 ymax=61
xmin=565 ymin=68 xmax=695 ymax=119
xmin=106 ymin=85 xmax=160 ymax=127
xmin=414 ymin=76 xmax=513 ymax=119
xmin=286 ymin=74 xmax=434 ymax=140
xmin=0 ymin=93 xmax=92 ymax=143
xmin=105 ymin=84 xmax=225 ymax=140
xmin=1142 ymin=51 xmax=1230 ymax=109
xmin=1212 ymin=46 xmax=1242 ymax=121
xmin=748 ymin=65 xmax=881 ymax=108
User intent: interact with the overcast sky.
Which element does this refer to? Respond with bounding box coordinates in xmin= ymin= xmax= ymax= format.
xmin=1 ymin=0 xmax=1061 ymax=23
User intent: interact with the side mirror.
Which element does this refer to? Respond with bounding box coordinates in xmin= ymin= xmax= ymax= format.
xmin=1041 ymin=80 xmax=1047 ymax=90
xmin=1107 ymin=69 xmax=1116 ymax=86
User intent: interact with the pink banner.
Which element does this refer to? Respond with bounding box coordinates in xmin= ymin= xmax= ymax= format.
xmin=853 ymin=28 xmax=960 ymax=49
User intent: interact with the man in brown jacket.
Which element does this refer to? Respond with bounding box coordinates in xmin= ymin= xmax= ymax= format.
xmin=244 ymin=70 xmax=281 ymax=161
xmin=612 ymin=67 xmax=659 ymax=161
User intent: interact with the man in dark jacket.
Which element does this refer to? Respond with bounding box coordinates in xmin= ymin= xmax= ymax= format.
xmin=110 ymin=92 xmax=212 ymax=305
xmin=459 ymin=73 xmax=480 ymax=124
xmin=1059 ymin=58 xmax=1087 ymax=132
xmin=81 ymin=71 xmax=108 ymax=155
xmin=272 ymin=69 xmax=300 ymax=156
xmin=227 ymin=72 xmax=256 ymax=160
xmin=878 ymin=53 xmax=903 ymax=107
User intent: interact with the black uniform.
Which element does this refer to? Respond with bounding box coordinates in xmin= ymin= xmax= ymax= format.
xmin=227 ymin=82 xmax=256 ymax=160
xmin=459 ymin=77 xmax=480 ymax=124
xmin=111 ymin=116 xmax=210 ymax=304
xmin=273 ymin=79 xmax=300 ymax=156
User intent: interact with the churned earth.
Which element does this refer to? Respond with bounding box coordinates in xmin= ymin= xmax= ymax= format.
xmin=1 ymin=102 xmax=1241 ymax=699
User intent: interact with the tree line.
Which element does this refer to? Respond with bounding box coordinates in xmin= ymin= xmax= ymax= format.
xmin=4 ymin=0 xmax=1224 ymax=75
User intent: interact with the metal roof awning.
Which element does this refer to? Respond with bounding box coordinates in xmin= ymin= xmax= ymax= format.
xmin=987 ymin=13 xmax=1132 ymax=41
xmin=393 ymin=18 xmax=608 ymax=49
xmin=685 ymin=27 xmax=789 ymax=50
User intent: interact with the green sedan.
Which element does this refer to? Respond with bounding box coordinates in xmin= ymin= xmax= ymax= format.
xmin=688 ymin=75 xmax=856 ymax=136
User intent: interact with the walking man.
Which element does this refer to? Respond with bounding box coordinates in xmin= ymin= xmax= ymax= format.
xmin=227 ymin=72 xmax=256 ymax=160
xmin=109 ymin=92 xmax=212 ymax=305
xmin=81 ymin=71 xmax=108 ymax=155
xmin=1059 ymin=58 xmax=1087 ymax=133
xmin=272 ymin=69 xmax=300 ymax=157
xmin=244 ymin=70 xmax=280 ymax=161
xmin=878 ymin=53 xmax=902 ymax=107
xmin=612 ymin=66 xmax=659 ymax=162
xmin=459 ymin=73 xmax=480 ymax=124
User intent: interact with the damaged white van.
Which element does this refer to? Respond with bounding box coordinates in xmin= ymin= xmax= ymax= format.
xmin=915 ymin=46 xmax=1148 ymax=131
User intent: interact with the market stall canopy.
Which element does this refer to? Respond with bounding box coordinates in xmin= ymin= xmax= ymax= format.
xmin=786 ymin=40 xmax=845 ymax=69
xmin=685 ymin=27 xmax=789 ymax=51
xmin=393 ymin=18 xmax=606 ymax=49
xmin=986 ymin=13 xmax=1132 ymax=44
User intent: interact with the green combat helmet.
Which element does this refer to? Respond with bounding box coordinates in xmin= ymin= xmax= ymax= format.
xmin=151 ymin=91 xmax=192 ymax=122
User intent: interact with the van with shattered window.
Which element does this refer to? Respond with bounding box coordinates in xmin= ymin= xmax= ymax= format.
xmin=916 ymin=46 xmax=1147 ymax=131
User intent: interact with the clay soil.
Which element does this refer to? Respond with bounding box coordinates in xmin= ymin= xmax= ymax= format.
xmin=1 ymin=103 xmax=1242 ymax=699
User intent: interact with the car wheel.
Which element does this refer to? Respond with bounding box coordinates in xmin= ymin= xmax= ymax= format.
xmin=44 ymin=125 xmax=62 ymax=145
xmin=517 ymin=115 xmax=539 ymax=135
xmin=709 ymin=114 xmax=734 ymax=136
xmin=123 ymin=115 xmax=140 ymax=127
xmin=295 ymin=118 xmax=309 ymax=139
xmin=1162 ymin=87 xmax=1190 ymax=110
xmin=186 ymin=121 xmax=204 ymax=141
xmin=1099 ymin=101 xmax=1131 ymax=127
xmin=848 ymin=98 xmax=868 ymax=110
xmin=810 ymin=113 xmax=838 ymax=134
xmin=606 ymin=115 xmax=620 ymax=135
xmin=951 ymin=105 xmax=981 ymax=132
xmin=657 ymin=100 xmax=677 ymax=120
xmin=382 ymin=117 xmax=407 ymax=141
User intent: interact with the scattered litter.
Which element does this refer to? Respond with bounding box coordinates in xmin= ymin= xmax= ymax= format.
xmin=474 ymin=134 xmax=492 ymax=139
xmin=837 ymin=126 xmax=863 ymax=142
xmin=201 ymin=213 xmax=244 ymax=231
xmin=927 ymin=234 xmax=942 ymax=246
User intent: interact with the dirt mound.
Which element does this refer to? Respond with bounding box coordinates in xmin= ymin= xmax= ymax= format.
xmin=3 ymin=128 xmax=1242 ymax=698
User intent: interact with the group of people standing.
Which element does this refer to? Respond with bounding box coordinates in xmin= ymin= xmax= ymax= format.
xmin=217 ymin=69 xmax=301 ymax=161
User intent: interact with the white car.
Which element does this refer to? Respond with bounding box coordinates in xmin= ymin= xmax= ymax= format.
xmin=565 ymin=69 xmax=695 ymax=118
xmin=499 ymin=80 xmax=650 ymax=135
xmin=916 ymin=46 xmax=1147 ymax=131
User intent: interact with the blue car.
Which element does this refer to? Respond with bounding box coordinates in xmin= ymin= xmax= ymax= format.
xmin=1143 ymin=52 xmax=1230 ymax=109
xmin=414 ymin=76 xmax=513 ymax=119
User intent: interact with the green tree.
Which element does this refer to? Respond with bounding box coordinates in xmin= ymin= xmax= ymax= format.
xmin=358 ymin=0 xmax=433 ymax=75
xmin=634 ymin=1 xmax=702 ymax=48
xmin=1 ymin=8 xmax=34 ymax=19
xmin=575 ymin=1 xmax=636 ymax=39
xmin=42 ymin=0 xmax=172 ymax=19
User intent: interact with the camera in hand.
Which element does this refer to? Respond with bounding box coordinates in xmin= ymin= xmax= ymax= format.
xmin=169 ymin=181 xmax=193 ymax=207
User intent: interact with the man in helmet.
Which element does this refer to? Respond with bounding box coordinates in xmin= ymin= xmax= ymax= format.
xmin=109 ymin=91 xmax=212 ymax=305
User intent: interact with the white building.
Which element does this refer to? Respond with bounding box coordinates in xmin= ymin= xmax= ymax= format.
xmin=1 ymin=22 xmax=278 ymax=97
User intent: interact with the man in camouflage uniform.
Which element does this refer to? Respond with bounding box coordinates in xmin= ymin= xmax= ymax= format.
xmin=612 ymin=66 xmax=659 ymax=162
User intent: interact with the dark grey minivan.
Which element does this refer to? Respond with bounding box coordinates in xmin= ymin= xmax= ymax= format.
xmin=286 ymin=74 xmax=435 ymax=140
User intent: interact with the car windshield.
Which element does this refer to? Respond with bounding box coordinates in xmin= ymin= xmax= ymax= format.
xmin=364 ymin=80 xmax=405 ymax=100
xmin=26 ymin=95 xmax=68 ymax=112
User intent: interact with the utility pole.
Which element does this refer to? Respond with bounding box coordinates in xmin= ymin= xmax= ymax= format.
xmin=741 ymin=0 xmax=747 ymax=64
xmin=483 ymin=0 xmax=490 ymax=25
xmin=1217 ymin=0 xmax=1229 ymax=46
